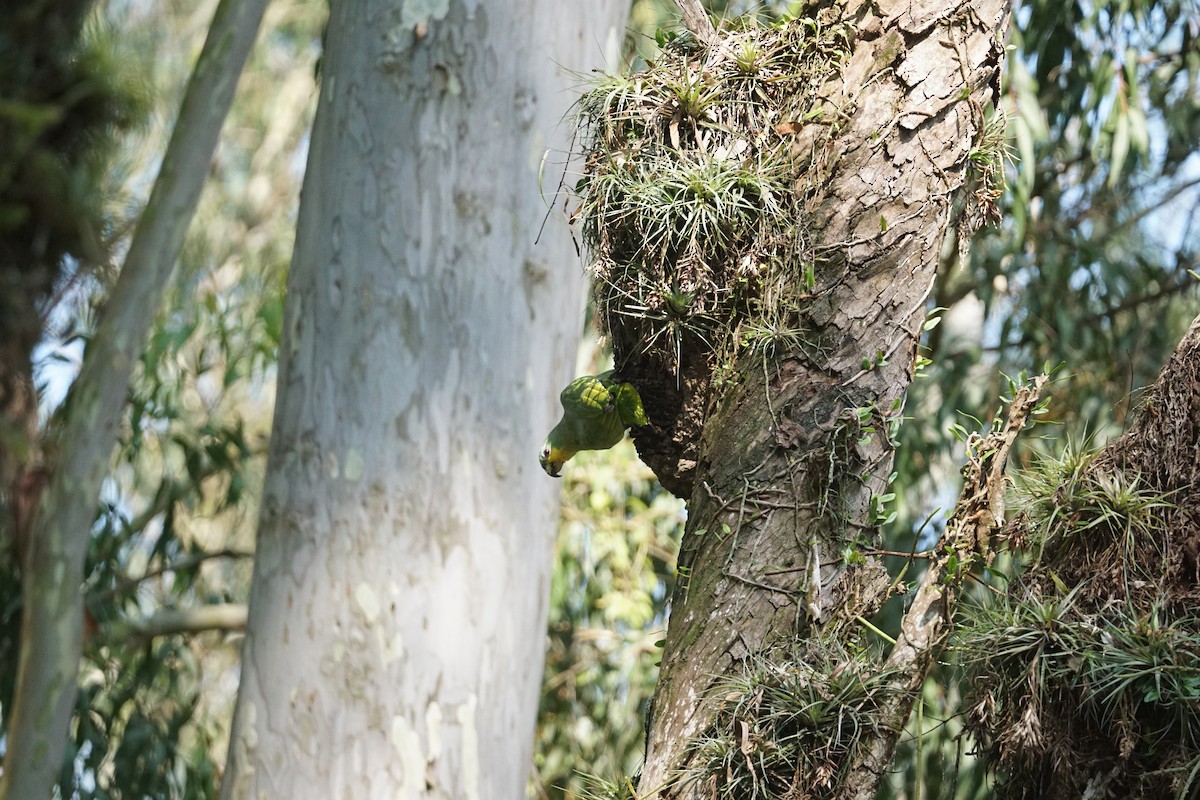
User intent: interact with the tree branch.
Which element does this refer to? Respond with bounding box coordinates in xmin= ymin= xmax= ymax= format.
xmin=95 ymin=547 xmax=254 ymax=603
xmin=0 ymin=2 xmax=269 ymax=797
xmin=974 ymin=259 xmax=1197 ymax=358
xmin=1098 ymin=265 xmax=1198 ymax=321
xmin=101 ymin=603 xmax=247 ymax=645
xmin=674 ymin=0 xmax=718 ymax=45
xmin=1110 ymin=173 xmax=1200 ymax=237
xmin=840 ymin=375 xmax=1047 ymax=800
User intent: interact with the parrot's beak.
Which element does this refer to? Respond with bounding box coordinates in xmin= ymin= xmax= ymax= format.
xmin=539 ymin=442 xmax=564 ymax=478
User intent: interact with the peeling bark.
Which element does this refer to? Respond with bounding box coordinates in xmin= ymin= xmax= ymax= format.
xmin=673 ymin=0 xmax=719 ymax=45
xmin=635 ymin=1 xmax=1012 ymax=795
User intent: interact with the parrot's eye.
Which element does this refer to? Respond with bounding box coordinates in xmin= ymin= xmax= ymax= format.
xmin=540 ymin=445 xmax=551 ymax=460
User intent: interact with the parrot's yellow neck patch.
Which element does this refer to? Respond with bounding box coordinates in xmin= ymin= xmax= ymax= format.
xmin=548 ymin=445 xmax=575 ymax=466
xmin=539 ymin=440 xmax=577 ymax=478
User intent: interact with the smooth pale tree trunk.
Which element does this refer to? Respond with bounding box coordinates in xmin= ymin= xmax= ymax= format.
xmin=220 ymin=2 xmax=625 ymax=798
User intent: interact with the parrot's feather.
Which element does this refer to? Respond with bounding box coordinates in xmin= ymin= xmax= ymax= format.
xmin=612 ymin=382 xmax=649 ymax=428
xmin=559 ymin=375 xmax=611 ymax=418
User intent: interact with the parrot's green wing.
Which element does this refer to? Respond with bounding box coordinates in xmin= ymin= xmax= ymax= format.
xmin=559 ymin=374 xmax=612 ymax=418
xmin=593 ymin=370 xmax=648 ymax=428
xmin=611 ymin=382 xmax=648 ymax=428
xmin=560 ymin=371 xmax=647 ymax=428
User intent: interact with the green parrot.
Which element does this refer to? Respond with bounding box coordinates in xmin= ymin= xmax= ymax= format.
xmin=539 ymin=371 xmax=649 ymax=477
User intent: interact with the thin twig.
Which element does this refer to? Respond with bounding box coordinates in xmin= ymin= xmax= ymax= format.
xmin=95 ymin=547 xmax=254 ymax=602
xmin=858 ymin=547 xmax=935 ymax=560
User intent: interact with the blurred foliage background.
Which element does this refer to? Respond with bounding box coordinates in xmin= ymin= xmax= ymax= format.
xmin=0 ymin=0 xmax=1196 ymax=797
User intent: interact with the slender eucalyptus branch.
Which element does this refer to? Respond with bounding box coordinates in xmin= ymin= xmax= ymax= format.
xmin=839 ymin=375 xmax=1047 ymax=800
xmin=1098 ymin=267 xmax=1198 ymax=320
xmin=971 ymin=264 xmax=1197 ymax=357
xmin=95 ymin=547 xmax=255 ymax=603
xmin=102 ymin=603 xmax=248 ymax=645
xmin=0 ymin=2 xmax=269 ymax=797
xmin=1110 ymin=173 xmax=1200 ymax=236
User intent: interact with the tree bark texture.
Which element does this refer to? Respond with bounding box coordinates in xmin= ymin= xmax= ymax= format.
xmin=0 ymin=2 xmax=268 ymax=796
xmin=636 ymin=1 xmax=1011 ymax=795
xmin=673 ymin=0 xmax=719 ymax=45
xmin=219 ymin=2 xmax=626 ymax=798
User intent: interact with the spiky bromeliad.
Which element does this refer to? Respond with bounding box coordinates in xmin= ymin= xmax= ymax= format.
xmin=539 ymin=371 xmax=648 ymax=477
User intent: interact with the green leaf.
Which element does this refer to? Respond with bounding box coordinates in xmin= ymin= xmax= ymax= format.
xmin=1108 ymin=106 xmax=1130 ymax=187
xmin=1013 ymin=113 xmax=1036 ymax=194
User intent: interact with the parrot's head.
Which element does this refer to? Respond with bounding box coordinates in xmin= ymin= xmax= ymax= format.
xmin=539 ymin=438 xmax=574 ymax=478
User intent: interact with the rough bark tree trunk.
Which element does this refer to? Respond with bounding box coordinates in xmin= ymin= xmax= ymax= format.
xmin=219 ymin=2 xmax=626 ymax=797
xmin=634 ymin=1 xmax=1012 ymax=795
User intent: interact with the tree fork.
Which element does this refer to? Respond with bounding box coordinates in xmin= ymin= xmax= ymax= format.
xmin=631 ymin=0 xmax=1012 ymax=794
